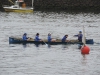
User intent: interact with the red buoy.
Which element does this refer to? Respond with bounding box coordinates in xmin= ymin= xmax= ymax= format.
xmin=81 ymin=45 xmax=90 ymax=54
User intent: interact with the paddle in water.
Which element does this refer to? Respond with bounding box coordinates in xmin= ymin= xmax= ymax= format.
xmin=42 ymin=41 xmax=48 ymax=47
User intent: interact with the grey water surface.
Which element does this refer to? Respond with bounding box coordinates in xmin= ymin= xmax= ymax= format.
xmin=0 ymin=11 xmax=100 ymax=75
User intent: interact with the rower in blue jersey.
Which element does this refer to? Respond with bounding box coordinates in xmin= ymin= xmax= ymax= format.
xmin=48 ymin=33 xmax=51 ymax=42
xmin=48 ymin=33 xmax=56 ymax=42
xmin=62 ymin=35 xmax=69 ymax=42
xmin=22 ymin=33 xmax=28 ymax=41
xmin=78 ymin=31 xmax=83 ymax=42
xmin=74 ymin=31 xmax=83 ymax=42
xmin=35 ymin=33 xmax=42 ymax=41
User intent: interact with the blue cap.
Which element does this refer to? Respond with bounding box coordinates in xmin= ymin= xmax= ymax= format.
xmin=48 ymin=33 xmax=51 ymax=36
xmin=24 ymin=33 xmax=27 ymax=35
xmin=79 ymin=31 xmax=82 ymax=33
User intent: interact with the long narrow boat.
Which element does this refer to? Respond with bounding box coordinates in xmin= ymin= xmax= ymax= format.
xmin=3 ymin=0 xmax=33 ymax=12
xmin=9 ymin=37 xmax=94 ymax=45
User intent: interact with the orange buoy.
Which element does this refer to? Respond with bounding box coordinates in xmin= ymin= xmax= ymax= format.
xmin=81 ymin=45 xmax=90 ymax=54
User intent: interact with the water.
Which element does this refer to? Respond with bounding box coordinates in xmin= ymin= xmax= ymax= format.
xmin=0 ymin=11 xmax=100 ymax=75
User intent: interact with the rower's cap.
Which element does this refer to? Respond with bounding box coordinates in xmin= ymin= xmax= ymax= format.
xmin=79 ymin=31 xmax=82 ymax=33
xmin=24 ymin=33 xmax=27 ymax=35
xmin=36 ymin=33 xmax=39 ymax=35
xmin=48 ymin=33 xmax=51 ymax=36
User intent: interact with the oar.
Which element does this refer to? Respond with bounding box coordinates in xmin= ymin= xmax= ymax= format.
xmin=82 ymin=26 xmax=86 ymax=46
xmin=42 ymin=41 xmax=48 ymax=46
xmin=81 ymin=26 xmax=90 ymax=54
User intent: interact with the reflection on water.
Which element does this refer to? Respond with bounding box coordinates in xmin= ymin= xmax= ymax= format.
xmin=0 ymin=11 xmax=100 ymax=75
xmin=22 ymin=43 xmax=27 ymax=48
xmin=81 ymin=54 xmax=88 ymax=65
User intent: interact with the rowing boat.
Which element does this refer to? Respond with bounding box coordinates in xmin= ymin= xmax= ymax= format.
xmin=9 ymin=37 xmax=94 ymax=45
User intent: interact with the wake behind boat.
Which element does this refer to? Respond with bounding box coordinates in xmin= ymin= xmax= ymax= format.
xmin=9 ymin=37 xmax=94 ymax=45
xmin=3 ymin=0 xmax=33 ymax=12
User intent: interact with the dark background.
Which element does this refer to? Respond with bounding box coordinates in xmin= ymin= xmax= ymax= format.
xmin=0 ymin=0 xmax=100 ymax=11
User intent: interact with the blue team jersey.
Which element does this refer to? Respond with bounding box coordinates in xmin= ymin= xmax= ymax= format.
xmin=62 ymin=36 xmax=66 ymax=42
xmin=48 ymin=35 xmax=51 ymax=42
xmin=78 ymin=34 xmax=83 ymax=42
xmin=35 ymin=35 xmax=41 ymax=41
xmin=23 ymin=35 xmax=28 ymax=41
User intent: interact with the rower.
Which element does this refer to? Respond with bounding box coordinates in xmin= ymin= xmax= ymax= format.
xmin=22 ymin=33 xmax=29 ymax=41
xmin=35 ymin=33 xmax=42 ymax=41
xmin=62 ymin=35 xmax=69 ymax=42
xmin=48 ymin=33 xmax=56 ymax=42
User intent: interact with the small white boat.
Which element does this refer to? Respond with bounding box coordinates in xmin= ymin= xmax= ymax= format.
xmin=3 ymin=0 xmax=34 ymax=12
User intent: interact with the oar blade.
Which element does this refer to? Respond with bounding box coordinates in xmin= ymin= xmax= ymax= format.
xmin=82 ymin=26 xmax=86 ymax=44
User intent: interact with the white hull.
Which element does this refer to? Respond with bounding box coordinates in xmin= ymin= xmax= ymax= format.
xmin=4 ymin=6 xmax=33 ymax=12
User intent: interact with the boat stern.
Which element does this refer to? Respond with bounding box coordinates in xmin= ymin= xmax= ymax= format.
xmin=86 ymin=39 xmax=94 ymax=44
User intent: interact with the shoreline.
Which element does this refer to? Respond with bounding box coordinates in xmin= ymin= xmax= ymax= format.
xmin=0 ymin=0 xmax=100 ymax=12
